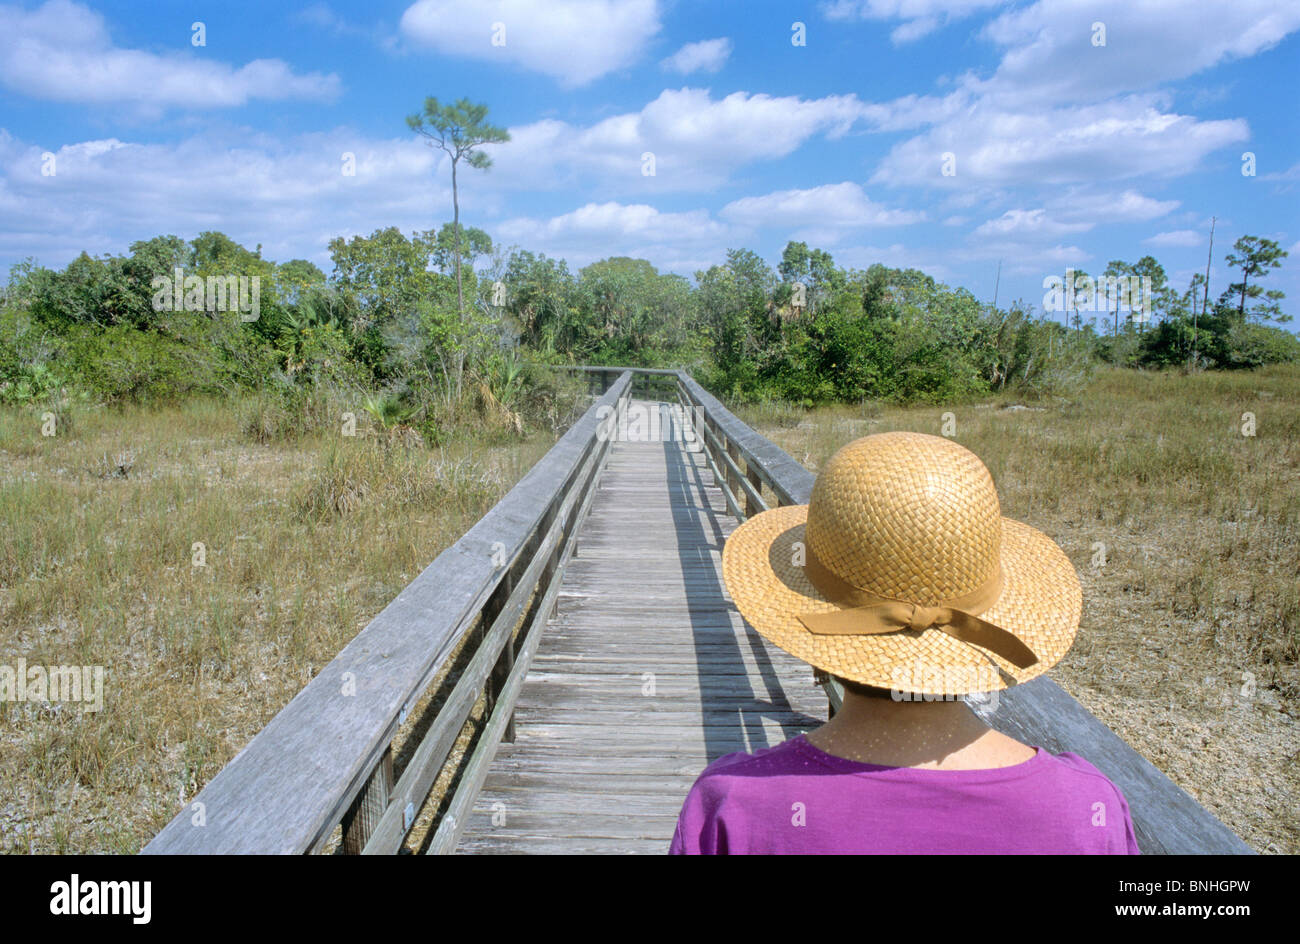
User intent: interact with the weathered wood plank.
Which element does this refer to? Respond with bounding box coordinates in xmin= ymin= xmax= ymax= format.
xmin=677 ymin=374 xmax=814 ymax=506
xmin=473 ymin=773 xmax=699 ymax=794
xmin=456 ymin=835 xmax=669 ymax=855
xmin=360 ymin=439 xmax=605 ymax=853
xmin=424 ymin=402 xmax=621 ymax=855
xmin=459 ymin=813 xmax=681 ymax=841
xmin=471 ymin=790 xmax=689 ymax=816
xmin=455 ymin=416 xmax=827 ymax=852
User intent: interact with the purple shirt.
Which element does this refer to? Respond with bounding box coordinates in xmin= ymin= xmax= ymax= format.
xmin=669 ymin=734 xmax=1141 ymax=854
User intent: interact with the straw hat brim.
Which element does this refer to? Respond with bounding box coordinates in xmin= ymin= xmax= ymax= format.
xmin=721 ymin=504 xmax=1082 ymax=695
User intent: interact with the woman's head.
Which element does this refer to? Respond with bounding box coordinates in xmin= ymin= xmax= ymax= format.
xmin=723 ymin=431 xmax=1083 ymax=697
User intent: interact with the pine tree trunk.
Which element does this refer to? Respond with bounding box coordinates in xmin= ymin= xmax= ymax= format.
xmin=451 ymin=158 xmax=464 ymax=399
xmin=452 ymin=159 xmax=464 ymax=316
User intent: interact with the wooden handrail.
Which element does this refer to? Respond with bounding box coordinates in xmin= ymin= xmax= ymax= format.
xmin=144 ymin=372 xmax=633 ymax=854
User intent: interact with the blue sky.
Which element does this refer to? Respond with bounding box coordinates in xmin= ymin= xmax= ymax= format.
xmin=2 ymin=0 xmax=1298 ymax=320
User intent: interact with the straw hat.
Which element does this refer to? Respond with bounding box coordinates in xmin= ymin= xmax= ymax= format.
xmin=721 ymin=431 xmax=1081 ymax=696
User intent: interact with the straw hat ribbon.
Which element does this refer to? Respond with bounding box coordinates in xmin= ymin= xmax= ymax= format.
xmin=797 ymin=547 xmax=1038 ymax=670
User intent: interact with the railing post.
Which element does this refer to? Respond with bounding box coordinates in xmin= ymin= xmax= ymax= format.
xmin=706 ymin=417 xmax=722 ymax=483
xmin=725 ymin=440 xmax=742 ymax=512
xmin=342 ymin=746 xmax=393 ymax=854
xmin=746 ymin=465 xmax=763 ymax=517
xmin=538 ymin=501 xmax=565 ymax=624
xmin=486 ymin=570 xmax=518 ymax=742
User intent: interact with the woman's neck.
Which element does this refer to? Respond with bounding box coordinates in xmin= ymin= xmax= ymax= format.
xmin=803 ymin=691 xmax=1036 ymax=770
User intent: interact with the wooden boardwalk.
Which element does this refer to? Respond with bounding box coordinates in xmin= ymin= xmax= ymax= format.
xmin=456 ymin=400 xmax=826 ymax=853
xmin=144 ymin=371 xmax=1255 ymax=856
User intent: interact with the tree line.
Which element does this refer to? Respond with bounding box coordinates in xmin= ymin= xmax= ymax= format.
xmin=1 ymin=97 xmax=1294 ymax=439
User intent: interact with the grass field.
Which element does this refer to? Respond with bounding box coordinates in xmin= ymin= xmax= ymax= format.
xmin=736 ymin=364 xmax=1300 ymax=854
xmin=0 ymin=396 xmax=558 ymax=853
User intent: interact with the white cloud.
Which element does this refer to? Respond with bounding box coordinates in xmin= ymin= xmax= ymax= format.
xmin=1051 ymin=189 xmax=1179 ymax=223
xmin=821 ymin=0 xmax=1004 ymax=43
xmin=860 ymin=93 xmax=968 ymax=132
xmin=978 ymin=0 xmax=1300 ymax=108
xmin=720 ymin=183 xmax=924 ymax=230
xmin=829 ymin=243 xmax=957 ymax=281
xmin=296 ymin=3 xmax=395 ymax=46
xmin=1260 ymin=161 xmax=1300 ymax=183
xmin=297 ymin=3 xmax=363 ymax=35
xmin=661 ymin=38 xmax=732 ymax=74
xmin=870 ymin=95 xmax=1248 ymax=187
xmin=0 ymin=127 xmax=451 ymax=271
xmin=0 ymin=80 xmax=884 ymax=276
xmin=499 ymin=201 xmax=726 ymax=242
xmin=491 ymin=88 xmax=872 ymax=191
xmin=495 ymin=201 xmax=732 ymax=271
xmin=0 ymin=126 xmax=743 ymax=277
xmin=973 ymin=189 xmax=1177 ymax=240
xmin=1144 ymin=230 xmax=1203 ymax=248
xmin=859 ymin=1 xmax=1296 ymax=203
xmin=955 ymin=240 xmax=1093 ymax=275
xmin=974 ymin=208 xmax=1091 ymax=238
xmin=399 ymin=0 xmax=661 ymax=87
xmin=0 ymin=0 xmax=340 ymax=109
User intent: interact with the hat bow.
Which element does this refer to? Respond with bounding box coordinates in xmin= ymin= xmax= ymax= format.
xmin=796 ymin=548 xmax=1039 ymax=670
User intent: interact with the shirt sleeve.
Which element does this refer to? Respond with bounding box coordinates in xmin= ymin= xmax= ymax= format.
xmin=670 ymin=782 xmax=706 ymax=854
xmin=1112 ymin=782 xmax=1142 ymax=855
xmin=668 ymin=816 xmax=687 ymax=855
xmin=668 ymin=775 xmax=726 ymax=855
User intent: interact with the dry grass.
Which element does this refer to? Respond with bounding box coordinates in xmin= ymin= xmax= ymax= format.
xmin=734 ymin=363 xmax=1300 ymax=854
xmin=0 ymin=394 xmax=557 ymax=853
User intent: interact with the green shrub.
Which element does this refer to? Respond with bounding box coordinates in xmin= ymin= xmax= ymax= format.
xmin=62 ymin=324 xmax=214 ymax=403
xmin=1223 ymin=321 xmax=1300 ymax=368
xmin=515 ymin=360 xmax=587 ymax=432
xmin=0 ymin=307 xmax=66 ymax=405
xmin=1139 ymin=314 xmax=1300 ymax=370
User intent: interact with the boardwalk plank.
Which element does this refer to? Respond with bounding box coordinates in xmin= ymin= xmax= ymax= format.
xmin=455 ymin=399 xmax=825 ymax=854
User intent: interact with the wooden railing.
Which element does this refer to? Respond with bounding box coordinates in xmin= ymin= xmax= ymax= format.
xmin=145 ymin=372 xmax=633 ymax=854
xmin=145 ymin=364 xmax=1254 ymax=855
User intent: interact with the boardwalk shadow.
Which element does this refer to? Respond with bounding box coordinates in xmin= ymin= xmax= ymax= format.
xmin=661 ymin=407 xmax=820 ymax=763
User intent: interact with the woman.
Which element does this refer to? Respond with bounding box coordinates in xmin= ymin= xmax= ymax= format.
xmin=670 ymin=431 xmax=1140 ymax=855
